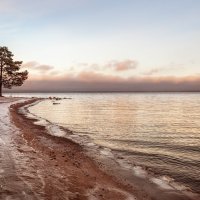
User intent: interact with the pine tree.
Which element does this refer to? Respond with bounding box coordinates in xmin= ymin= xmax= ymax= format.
xmin=0 ymin=46 xmax=28 ymax=96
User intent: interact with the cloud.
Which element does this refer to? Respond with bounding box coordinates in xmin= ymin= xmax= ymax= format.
xmin=7 ymin=70 xmax=200 ymax=92
xmin=75 ymin=71 xmax=122 ymax=82
xmin=76 ymin=63 xmax=101 ymax=70
xmin=22 ymin=61 xmax=54 ymax=73
xmin=49 ymin=70 xmax=62 ymax=76
xmin=143 ymin=68 xmax=161 ymax=75
xmin=35 ymin=65 xmax=54 ymax=72
xmin=76 ymin=59 xmax=138 ymax=72
xmin=8 ymin=60 xmax=200 ymax=92
xmin=22 ymin=61 xmax=38 ymax=68
xmin=143 ymin=64 xmax=184 ymax=76
xmin=108 ymin=60 xmax=138 ymax=71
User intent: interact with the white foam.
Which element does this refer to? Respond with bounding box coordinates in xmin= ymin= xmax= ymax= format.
xmin=151 ymin=176 xmax=190 ymax=192
xmin=20 ymin=100 xmax=68 ymax=139
xmin=47 ymin=125 xmax=66 ymax=137
xmin=118 ymin=160 xmax=132 ymax=169
xmin=34 ymin=119 xmax=49 ymax=126
xmin=150 ymin=177 xmax=174 ymax=190
xmin=133 ymin=166 xmax=147 ymax=178
xmin=160 ymin=175 xmax=174 ymax=183
xmin=87 ymin=184 xmax=136 ymax=200
xmin=100 ymin=148 xmax=114 ymax=157
xmin=170 ymin=182 xmax=188 ymax=191
xmin=86 ymin=143 xmax=97 ymax=147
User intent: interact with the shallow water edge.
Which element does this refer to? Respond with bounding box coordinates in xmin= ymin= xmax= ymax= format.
xmin=17 ymin=98 xmax=200 ymax=200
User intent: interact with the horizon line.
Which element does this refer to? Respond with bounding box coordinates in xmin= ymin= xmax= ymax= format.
xmin=4 ymin=91 xmax=200 ymax=93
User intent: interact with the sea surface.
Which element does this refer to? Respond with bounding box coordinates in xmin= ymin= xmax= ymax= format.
xmin=9 ymin=92 xmax=200 ymax=192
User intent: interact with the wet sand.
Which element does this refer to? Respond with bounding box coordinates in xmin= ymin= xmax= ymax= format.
xmin=0 ymin=97 xmax=199 ymax=200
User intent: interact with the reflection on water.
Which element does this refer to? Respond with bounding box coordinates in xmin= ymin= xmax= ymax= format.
xmin=27 ymin=93 xmax=200 ymax=192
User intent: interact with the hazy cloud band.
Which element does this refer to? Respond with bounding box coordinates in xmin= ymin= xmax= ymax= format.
xmin=6 ymin=75 xmax=200 ymax=92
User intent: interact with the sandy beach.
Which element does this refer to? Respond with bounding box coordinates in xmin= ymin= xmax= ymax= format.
xmin=0 ymin=97 xmax=199 ymax=200
xmin=1 ymin=0 xmax=200 ymax=199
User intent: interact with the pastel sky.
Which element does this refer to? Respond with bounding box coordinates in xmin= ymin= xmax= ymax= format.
xmin=1 ymin=0 xmax=200 ymax=91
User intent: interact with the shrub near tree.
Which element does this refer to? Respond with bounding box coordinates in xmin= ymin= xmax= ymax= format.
xmin=0 ymin=46 xmax=28 ymax=97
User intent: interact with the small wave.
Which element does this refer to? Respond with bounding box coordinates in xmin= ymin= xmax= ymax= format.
xmin=23 ymin=98 xmax=200 ymax=194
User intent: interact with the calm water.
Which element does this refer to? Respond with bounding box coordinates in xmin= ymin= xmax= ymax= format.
xmin=11 ymin=93 xmax=200 ymax=192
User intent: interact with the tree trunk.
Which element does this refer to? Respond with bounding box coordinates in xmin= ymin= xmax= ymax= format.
xmin=0 ymin=81 xmax=2 ymax=97
xmin=0 ymin=64 xmax=2 ymax=97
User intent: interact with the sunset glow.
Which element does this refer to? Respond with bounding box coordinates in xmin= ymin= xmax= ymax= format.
xmin=1 ymin=0 xmax=200 ymax=91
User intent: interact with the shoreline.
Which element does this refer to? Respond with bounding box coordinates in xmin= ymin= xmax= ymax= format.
xmin=0 ymin=97 xmax=198 ymax=199
xmin=10 ymin=98 xmax=140 ymax=200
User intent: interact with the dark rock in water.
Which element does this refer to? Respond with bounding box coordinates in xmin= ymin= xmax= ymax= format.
xmin=49 ymin=97 xmax=62 ymax=100
xmin=55 ymin=97 xmax=61 ymax=100
xmin=53 ymin=102 xmax=60 ymax=105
